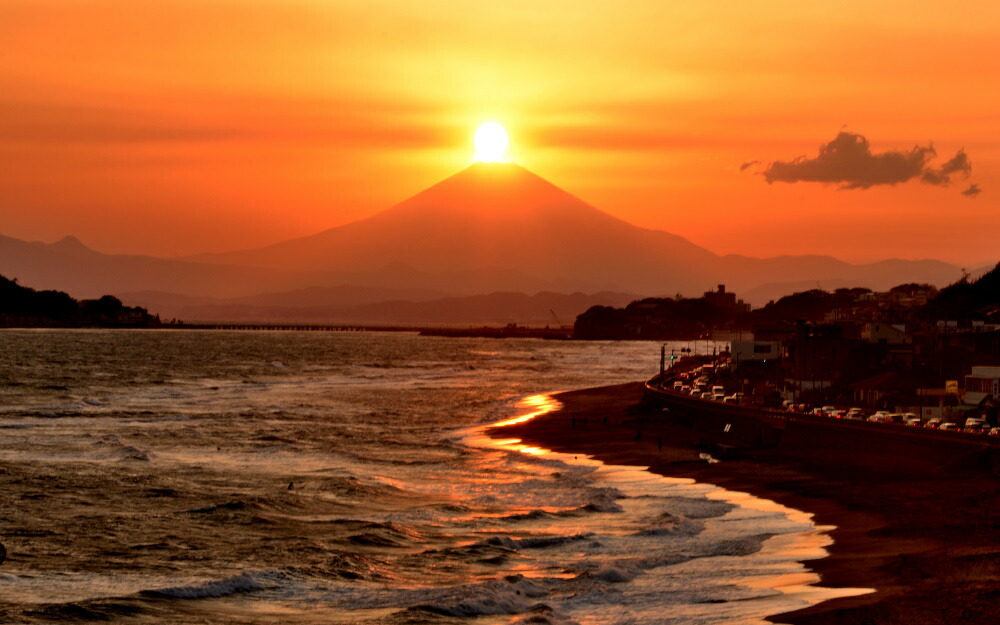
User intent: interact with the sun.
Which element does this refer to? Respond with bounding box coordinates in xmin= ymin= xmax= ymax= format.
xmin=473 ymin=122 xmax=509 ymax=162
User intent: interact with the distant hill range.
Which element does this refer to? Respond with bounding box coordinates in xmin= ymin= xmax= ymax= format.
xmin=0 ymin=162 xmax=980 ymax=324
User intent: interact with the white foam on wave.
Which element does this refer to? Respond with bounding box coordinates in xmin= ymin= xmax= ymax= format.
xmin=453 ymin=393 xmax=874 ymax=624
xmin=142 ymin=571 xmax=274 ymax=599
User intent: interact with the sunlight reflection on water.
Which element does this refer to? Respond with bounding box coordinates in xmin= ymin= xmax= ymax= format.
xmin=467 ymin=393 xmax=874 ymax=621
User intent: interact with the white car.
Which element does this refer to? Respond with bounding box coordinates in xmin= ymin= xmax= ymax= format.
xmin=938 ymin=423 xmax=960 ymax=432
xmin=964 ymin=418 xmax=989 ymax=434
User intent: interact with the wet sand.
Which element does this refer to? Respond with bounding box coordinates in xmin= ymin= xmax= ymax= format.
xmin=488 ymin=382 xmax=1000 ymax=625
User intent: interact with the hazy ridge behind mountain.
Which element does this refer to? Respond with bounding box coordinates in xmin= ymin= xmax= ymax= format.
xmin=0 ymin=234 xmax=296 ymax=299
xmin=0 ymin=164 xmax=970 ymax=321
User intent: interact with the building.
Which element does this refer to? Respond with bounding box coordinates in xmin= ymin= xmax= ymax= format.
xmin=862 ymin=323 xmax=911 ymax=345
xmin=851 ymin=371 xmax=913 ymax=409
xmin=732 ymin=338 xmax=782 ymax=362
xmin=964 ymin=366 xmax=1000 ymax=405
xmin=702 ymin=285 xmax=751 ymax=314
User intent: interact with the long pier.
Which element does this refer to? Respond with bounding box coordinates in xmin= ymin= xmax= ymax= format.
xmin=164 ymin=323 xmax=573 ymax=338
xmin=165 ymin=322 xmax=422 ymax=332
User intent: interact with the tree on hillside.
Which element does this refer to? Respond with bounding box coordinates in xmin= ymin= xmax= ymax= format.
xmin=929 ymin=262 xmax=1000 ymax=321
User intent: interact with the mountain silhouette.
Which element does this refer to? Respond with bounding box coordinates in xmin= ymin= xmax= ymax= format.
xmin=191 ymin=163 xmax=719 ymax=294
xmin=0 ymin=162 xmax=972 ymax=321
xmin=191 ymin=162 xmax=963 ymax=297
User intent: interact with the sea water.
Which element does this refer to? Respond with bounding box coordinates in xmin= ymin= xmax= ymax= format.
xmin=0 ymin=330 xmax=861 ymax=624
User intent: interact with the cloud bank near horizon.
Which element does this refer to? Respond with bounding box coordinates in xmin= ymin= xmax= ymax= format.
xmin=746 ymin=131 xmax=979 ymax=195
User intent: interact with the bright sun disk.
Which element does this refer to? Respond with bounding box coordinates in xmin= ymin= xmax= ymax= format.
xmin=473 ymin=122 xmax=509 ymax=162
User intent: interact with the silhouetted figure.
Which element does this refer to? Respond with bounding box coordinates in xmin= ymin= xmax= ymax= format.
xmin=288 ymin=482 xmax=294 ymax=490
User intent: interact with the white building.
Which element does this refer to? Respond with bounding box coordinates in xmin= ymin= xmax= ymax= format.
xmin=732 ymin=340 xmax=782 ymax=362
xmin=964 ymin=366 xmax=1000 ymax=405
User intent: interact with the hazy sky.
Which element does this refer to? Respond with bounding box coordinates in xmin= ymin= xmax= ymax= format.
xmin=2 ymin=1 xmax=998 ymax=265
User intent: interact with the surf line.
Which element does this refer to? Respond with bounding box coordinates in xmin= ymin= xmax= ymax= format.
xmin=461 ymin=392 xmax=873 ymax=617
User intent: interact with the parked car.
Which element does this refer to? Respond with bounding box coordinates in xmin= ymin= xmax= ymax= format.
xmin=964 ymin=418 xmax=989 ymax=434
xmin=938 ymin=423 xmax=960 ymax=432
xmin=904 ymin=417 xmax=923 ymax=427
xmin=925 ymin=418 xmax=943 ymax=429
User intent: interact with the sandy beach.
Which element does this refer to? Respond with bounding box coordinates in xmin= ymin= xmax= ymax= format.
xmin=488 ymin=382 xmax=1000 ymax=625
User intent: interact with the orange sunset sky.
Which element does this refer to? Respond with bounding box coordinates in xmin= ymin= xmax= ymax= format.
xmin=1 ymin=1 xmax=998 ymax=266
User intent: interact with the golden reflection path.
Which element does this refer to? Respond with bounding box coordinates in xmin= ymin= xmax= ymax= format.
xmin=462 ymin=392 xmax=874 ymax=618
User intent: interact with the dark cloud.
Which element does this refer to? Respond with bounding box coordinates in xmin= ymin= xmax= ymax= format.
xmin=762 ymin=132 xmax=933 ymax=189
xmin=739 ymin=160 xmax=758 ymax=172
xmin=922 ymin=149 xmax=971 ymax=185
xmin=757 ymin=131 xmax=973 ymax=192
xmin=962 ymin=183 xmax=983 ymax=198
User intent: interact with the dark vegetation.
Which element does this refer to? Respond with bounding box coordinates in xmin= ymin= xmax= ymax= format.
xmin=0 ymin=275 xmax=160 ymax=328
xmin=930 ymin=264 xmax=1000 ymax=322
xmin=575 ymin=262 xmax=1000 ymax=339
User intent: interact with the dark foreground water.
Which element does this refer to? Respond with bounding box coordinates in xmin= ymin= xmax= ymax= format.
xmin=0 ymin=330 xmax=859 ymax=624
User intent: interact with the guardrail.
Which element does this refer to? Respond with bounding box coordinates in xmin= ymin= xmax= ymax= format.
xmin=645 ymin=374 xmax=1000 ymax=449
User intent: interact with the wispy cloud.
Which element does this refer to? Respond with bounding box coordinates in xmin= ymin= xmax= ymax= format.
xmin=962 ymin=183 xmax=982 ymax=198
xmin=921 ymin=149 xmax=971 ymax=185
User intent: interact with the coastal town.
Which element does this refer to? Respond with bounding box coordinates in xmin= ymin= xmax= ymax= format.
xmin=577 ymin=263 xmax=1000 ymax=433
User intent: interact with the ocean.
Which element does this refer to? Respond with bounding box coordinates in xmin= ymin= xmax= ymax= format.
xmin=0 ymin=330 xmax=860 ymax=624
